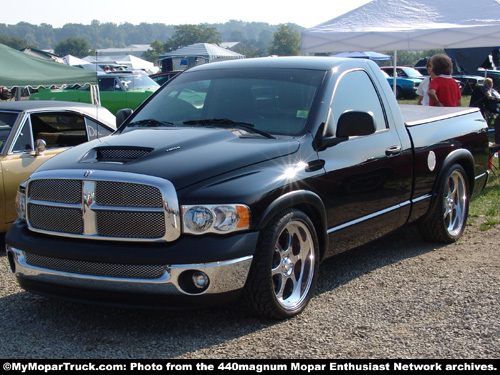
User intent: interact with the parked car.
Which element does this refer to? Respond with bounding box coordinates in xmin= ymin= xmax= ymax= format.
xmin=380 ymin=70 xmax=419 ymax=99
xmin=30 ymin=71 xmax=160 ymax=115
xmin=414 ymin=57 xmax=484 ymax=94
xmin=149 ymin=70 xmax=183 ymax=86
xmin=380 ymin=66 xmax=425 ymax=81
xmin=0 ymin=101 xmax=116 ymax=233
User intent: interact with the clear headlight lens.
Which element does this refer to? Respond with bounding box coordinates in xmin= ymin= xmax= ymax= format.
xmin=15 ymin=184 xmax=27 ymax=220
xmin=182 ymin=204 xmax=250 ymax=235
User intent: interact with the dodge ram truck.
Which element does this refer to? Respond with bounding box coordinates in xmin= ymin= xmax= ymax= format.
xmin=6 ymin=57 xmax=490 ymax=319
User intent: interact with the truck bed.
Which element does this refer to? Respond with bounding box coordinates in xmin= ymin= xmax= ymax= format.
xmin=400 ymin=104 xmax=481 ymax=127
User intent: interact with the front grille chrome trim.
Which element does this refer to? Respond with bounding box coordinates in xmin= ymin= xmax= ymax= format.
xmin=25 ymin=169 xmax=181 ymax=242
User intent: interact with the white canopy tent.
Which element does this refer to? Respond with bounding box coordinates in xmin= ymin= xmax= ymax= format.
xmin=83 ymin=55 xmax=157 ymax=73
xmin=301 ymin=0 xmax=500 ymax=93
xmin=301 ymin=0 xmax=500 ymax=53
xmin=159 ymin=43 xmax=245 ymax=70
xmin=63 ymin=55 xmax=103 ymax=71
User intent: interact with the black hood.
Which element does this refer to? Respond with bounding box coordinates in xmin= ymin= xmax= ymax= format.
xmin=37 ymin=127 xmax=300 ymax=189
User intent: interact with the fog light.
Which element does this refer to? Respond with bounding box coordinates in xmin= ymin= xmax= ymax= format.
xmin=192 ymin=271 xmax=209 ymax=289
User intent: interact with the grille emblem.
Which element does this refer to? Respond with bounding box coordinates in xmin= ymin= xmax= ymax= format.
xmin=84 ymin=170 xmax=94 ymax=178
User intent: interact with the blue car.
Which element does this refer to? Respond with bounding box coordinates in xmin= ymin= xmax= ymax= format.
xmin=380 ymin=70 xmax=420 ymax=99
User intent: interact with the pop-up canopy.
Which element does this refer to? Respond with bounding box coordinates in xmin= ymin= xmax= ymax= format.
xmin=0 ymin=43 xmax=97 ymax=89
xmin=159 ymin=43 xmax=245 ymax=69
xmin=301 ymin=0 xmax=500 ymax=53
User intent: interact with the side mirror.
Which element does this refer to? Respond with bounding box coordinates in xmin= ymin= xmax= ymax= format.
xmin=35 ymin=139 xmax=46 ymax=156
xmin=116 ymin=108 xmax=133 ymax=127
xmin=336 ymin=111 xmax=376 ymax=137
xmin=315 ymin=111 xmax=376 ymax=151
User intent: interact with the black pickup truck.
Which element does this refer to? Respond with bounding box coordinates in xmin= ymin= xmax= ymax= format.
xmin=6 ymin=57 xmax=490 ymax=319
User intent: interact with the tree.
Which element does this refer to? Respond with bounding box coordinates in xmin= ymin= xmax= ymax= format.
xmin=164 ymin=24 xmax=221 ymax=52
xmin=54 ymin=37 xmax=90 ymax=57
xmin=0 ymin=36 xmax=31 ymax=50
xmin=142 ymin=40 xmax=166 ymax=62
xmin=268 ymin=25 xmax=300 ymax=56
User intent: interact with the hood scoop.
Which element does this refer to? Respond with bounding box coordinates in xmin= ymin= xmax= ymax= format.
xmin=81 ymin=146 xmax=154 ymax=164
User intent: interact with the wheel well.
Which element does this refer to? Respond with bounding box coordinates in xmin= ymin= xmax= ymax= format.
xmin=440 ymin=149 xmax=475 ymax=194
xmin=255 ymin=190 xmax=328 ymax=260
xmin=294 ymin=202 xmax=327 ymax=259
xmin=424 ymin=149 xmax=475 ymax=221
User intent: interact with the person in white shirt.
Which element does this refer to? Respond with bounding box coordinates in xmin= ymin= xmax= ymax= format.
xmin=416 ymin=59 xmax=436 ymax=106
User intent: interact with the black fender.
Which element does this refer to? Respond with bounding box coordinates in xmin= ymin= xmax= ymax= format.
xmin=254 ymin=190 xmax=328 ymax=260
xmin=424 ymin=148 xmax=475 ymax=221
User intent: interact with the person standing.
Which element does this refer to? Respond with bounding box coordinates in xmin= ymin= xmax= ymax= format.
xmin=416 ymin=58 xmax=436 ymax=105
xmin=427 ymin=54 xmax=462 ymax=107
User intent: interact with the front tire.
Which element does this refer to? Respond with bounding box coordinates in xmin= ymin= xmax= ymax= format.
xmin=419 ymin=164 xmax=469 ymax=243
xmin=395 ymin=86 xmax=403 ymax=99
xmin=243 ymin=209 xmax=319 ymax=320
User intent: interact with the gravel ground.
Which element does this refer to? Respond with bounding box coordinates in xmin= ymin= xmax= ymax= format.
xmin=0 ymin=220 xmax=498 ymax=359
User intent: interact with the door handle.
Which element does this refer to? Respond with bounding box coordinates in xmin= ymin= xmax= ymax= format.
xmin=385 ymin=145 xmax=402 ymax=156
xmin=306 ymin=159 xmax=325 ymax=172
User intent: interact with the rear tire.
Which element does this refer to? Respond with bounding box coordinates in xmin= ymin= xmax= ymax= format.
xmin=242 ymin=209 xmax=319 ymax=320
xmin=419 ymin=164 xmax=469 ymax=243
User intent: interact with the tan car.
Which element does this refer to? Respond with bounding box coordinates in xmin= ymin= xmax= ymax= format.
xmin=0 ymin=101 xmax=116 ymax=233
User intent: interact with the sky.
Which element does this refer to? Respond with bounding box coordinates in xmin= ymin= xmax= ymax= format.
xmin=2 ymin=0 xmax=372 ymax=29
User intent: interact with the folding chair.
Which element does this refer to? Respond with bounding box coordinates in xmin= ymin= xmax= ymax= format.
xmin=489 ymin=144 xmax=500 ymax=177
xmin=469 ymin=84 xmax=498 ymax=128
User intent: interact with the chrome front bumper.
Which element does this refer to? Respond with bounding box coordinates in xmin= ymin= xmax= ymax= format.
xmin=7 ymin=246 xmax=253 ymax=297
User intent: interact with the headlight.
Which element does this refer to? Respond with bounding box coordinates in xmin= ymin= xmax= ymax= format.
xmin=15 ymin=183 xmax=27 ymax=220
xmin=182 ymin=204 xmax=250 ymax=235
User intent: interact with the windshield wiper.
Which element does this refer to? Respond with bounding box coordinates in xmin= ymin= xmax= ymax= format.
xmin=127 ymin=119 xmax=174 ymax=128
xmin=183 ymin=118 xmax=275 ymax=139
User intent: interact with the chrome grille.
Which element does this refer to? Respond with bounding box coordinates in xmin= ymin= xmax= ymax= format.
xmin=25 ymin=170 xmax=181 ymax=242
xmin=96 ymin=211 xmax=165 ymax=238
xmin=29 ymin=179 xmax=81 ymax=204
xmin=95 ymin=181 xmax=163 ymax=207
xmin=29 ymin=205 xmax=83 ymax=234
xmin=24 ymin=252 xmax=166 ymax=279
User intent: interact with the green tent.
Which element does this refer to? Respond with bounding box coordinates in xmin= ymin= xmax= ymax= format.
xmin=0 ymin=43 xmax=97 ymax=89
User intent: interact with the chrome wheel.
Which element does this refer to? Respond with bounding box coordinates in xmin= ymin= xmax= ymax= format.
xmin=443 ymin=170 xmax=468 ymax=237
xmin=243 ymin=209 xmax=319 ymax=319
xmin=419 ymin=164 xmax=469 ymax=243
xmin=272 ymin=220 xmax=315 ymax=311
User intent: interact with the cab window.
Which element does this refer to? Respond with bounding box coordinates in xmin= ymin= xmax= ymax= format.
xmin=12 ymin=118 xmax=33 ymax=153
xmin=86 ymin=117 xmax=113 ymax=140
xmin=0 ymin=112 xmax=19 ymax=153
xmin=12 ymin=113 xmax=88 ymax=151
xmin=328 ymin=70 xmax=388 ymax=136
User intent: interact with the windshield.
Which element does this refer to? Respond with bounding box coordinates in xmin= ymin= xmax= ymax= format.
xmin=402 ymin=67 xmax=424 ymax=78
xmin=0 ymin=112 xmax=19 ymax=153
xmin=122 ymin=67 xmax=325 ymax=136
xmin=98 ymin=74 xmax=159 ymax=92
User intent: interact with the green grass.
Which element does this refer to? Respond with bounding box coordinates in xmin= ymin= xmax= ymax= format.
xmin=399 ymin=95 xmax=472 ymax=107
xmin=398 ymin=95 xmax=500 ymax=230
xmin=469 ymin=176 xmax=500 ymax=231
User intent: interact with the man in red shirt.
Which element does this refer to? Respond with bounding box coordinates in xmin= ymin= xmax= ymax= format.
xmin=428 ymin=54 xmax=462 ymax=107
